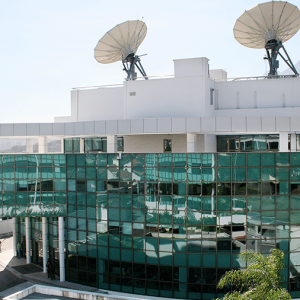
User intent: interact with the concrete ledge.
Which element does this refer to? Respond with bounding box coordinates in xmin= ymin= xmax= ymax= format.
xmin=3 ymin=284 xmax=148 ymax=300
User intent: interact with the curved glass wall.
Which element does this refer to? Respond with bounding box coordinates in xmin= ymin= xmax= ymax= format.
xmin=1 ymin=153 xmax=300 ymax=299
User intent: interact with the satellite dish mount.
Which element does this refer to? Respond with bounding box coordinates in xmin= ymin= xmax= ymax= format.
xmin=122 ymin=53 xmax=148 ymax=81
xmin=264 ymin=39 xmax=298 ymax=76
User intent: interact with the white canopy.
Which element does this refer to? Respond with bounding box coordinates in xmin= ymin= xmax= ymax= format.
xmin=94 ymin=20 xmax=147 ymax=64
xmin=233 ymin=1 xmax=300 ymax=49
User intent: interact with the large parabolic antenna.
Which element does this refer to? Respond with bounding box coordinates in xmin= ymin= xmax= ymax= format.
xmin=94 ymin=20 xmax=148 ymax=81
xmin=233 ymin=1 xmax=300 ymax=76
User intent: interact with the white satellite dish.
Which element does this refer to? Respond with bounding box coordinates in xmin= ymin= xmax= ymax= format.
xmin=94 ymin=20 xmax=148 ymax=81
xmin=233 ymin=1 xmax=300 ymax=76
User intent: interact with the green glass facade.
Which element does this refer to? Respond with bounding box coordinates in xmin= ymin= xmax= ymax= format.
xmin=4 ymin=153 xmax=300 ymax=299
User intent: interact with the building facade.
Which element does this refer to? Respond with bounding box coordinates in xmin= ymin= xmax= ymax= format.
xmin=2 ymin=57 xmax=300 ymax=299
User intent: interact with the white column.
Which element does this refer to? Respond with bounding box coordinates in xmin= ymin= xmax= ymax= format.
xmin=107 ymin=135 xmax=117 ymax=153
xmin=12 ymin=217 xmax=17 ymax=256
xmin=290 ymin=133 xmax=297 ymax=152
xmin=38 ymin=137 xmax=48 ymax=154
xmin=60 ymin=138 xmax=64 ymax=153
xmin=279 ymin=132 xmax=289 ymax=152
xmin=79 ymin=138 xmax=85 ymax=153
xmin=59 ymin=217 xmax=65 ymax=282
xmin=187 ymin=133 xmax=197 ymax=153
xmin=26 ymin=139 xmax=34 ymax=153
xmin=25 ymin=217 xmax=31 ymax=264
xmin=42 ymin=217 xmax=48 ymax=273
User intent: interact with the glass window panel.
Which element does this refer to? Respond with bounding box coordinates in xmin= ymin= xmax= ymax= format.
xmin=247 ymin=168 xmax=261 ymax=181
xmin=86 ymin=167 xmax=96 ymax=179
xmin=217 ymin=168 xmax=231 ymax=181
xmin=187 ymin=197 xmax=201 ymax=211
xmin=3 ymin=168 xmax=14 ymax=179
xmin=133 ymin=195 xmax=145 ymax=209
xmin=77 ymin=206 xmax=87 ymax=218
xmin=232 ymin=183 xmax=246 ymax=195
xmin=278 ymin=182 xmax=289 ymax=195
xmin=173 ymin=196 xmax=186 ymax=210
xmin=229 ymin=138 xmax=239 ymax=151
xmin=173 ymin=182 xmax=186 ymax=195
xmin=54 ymin=179 xmax=66 ymax=191
xmin=188 ymin=183 xmax=201 ymax=196
xmin=266 ymin=135 xmax=279 ymax=151
xmin=64 ymin=139 xmax=72 ymax=152
xmin=159 ymin=154 xmax=172 ymax=167
xmin=53 ymin=155 xmax=65 ymax=166
xmin=262 ymin=168 xmax=275 ymax=181
xmin=291 ymin=152 xmax=300 ymax=165
xmin=202 ymin=183 xmax=216 ymax=196
xmin=202 ymin=168 xmax=215 ymax=182
xmin=159 ymin=211 xmax=172 ymax=225
xmin=247 ymin=196 xmax=261 ymax=210
xmin=73 ymin=139 xmax=80 ymax=152
xmin=276 ymin=211 xmax=289 ymax=224
xmin=232 ymin=153 xmax=246 ymax=167
xmin=262 ymin=153 xmax=275 ymax=166
xmin=202 ymin=154 xmax=216 ymax=167
xmin=277 ymin=167 xmax=289 ymax=180
xmin=145 ymin=168 xmax=158 ymax=181
xmin=173 ymin=168 xmax=185 ymax=181
xmin=108 ymin=167 xmax=118 ymax=180
xmin=232 ymin=168 xmax=246 ymax=181
xmin=109 ymin=208 xmax=120 ymax=221
xmin=291 ymin=196 xmax=300 ymax=210
xmin=159 ymin=168 xmax=172 ymax=181
xmin=291 ymin=167 xmax=300 ymax=180
xmin=240 ymin=135 xmax=253 ymax=151
xmin=247 ymin=182 xmax=261 ymax=195
xmin=261 ymin=211 xmax=275 ymax=225
xmin=217 ymin=154 xmax=231 ymax=167
xmin=276 ymin=196 xmax=289 ymax=210
xmin=262 ymin=196 xmax=275 ymax=210
xmin=54 ymin=192 xmax=66 ymax=204
xmin=132 ymin=154 xmax=144 ymax=167
xmin=202 ymin=197 xmax=216 ymax=211
xmin=276 ymin=153 xmax=289 ymax=166
xmin=121 ymin=210 xmax=132 ymax=222
xmin=132 ymin=168 xmax=144 ymax=181
xmin=145 ymin=154 xmax=158 ymax=167
xmin=247 ymin=153 xmax=261 ymax=166
xmin=217 ymin=138 xmax=228 ymax=152
xmin=254 ymin=135 xmax=267 ymax=151
xmin=217 ymin=197 xmax=231 ymax=211
xmin=217 ymin=183 xmax=231 ymax=195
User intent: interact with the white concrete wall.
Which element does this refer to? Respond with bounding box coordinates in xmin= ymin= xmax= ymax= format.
xmin=0 ymin=219 xmax=13 ymax=235
xmin=56 ymin=87 xmax=124 ymax=122
xmin=124 ymin=76 xmax=209 ymax=119
xmin=215 ymin=77 xmax=300 ymax=112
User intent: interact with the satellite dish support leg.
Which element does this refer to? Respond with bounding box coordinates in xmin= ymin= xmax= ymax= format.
xmin=278 ymin=45 xmax=298 ymax=75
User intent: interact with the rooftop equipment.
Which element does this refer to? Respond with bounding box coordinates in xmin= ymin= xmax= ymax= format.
xmin=94 ymin=20 xmax=148 ymax=81
xmin=233 ymin=1 xmax=300 ymax=76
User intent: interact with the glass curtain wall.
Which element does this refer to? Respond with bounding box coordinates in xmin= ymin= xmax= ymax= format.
xmin=2 ymin=153 xmax=300 ymax=299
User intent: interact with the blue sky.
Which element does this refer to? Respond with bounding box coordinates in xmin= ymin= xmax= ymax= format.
xmin=1 ymin=0 xmax=299 ymax=123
